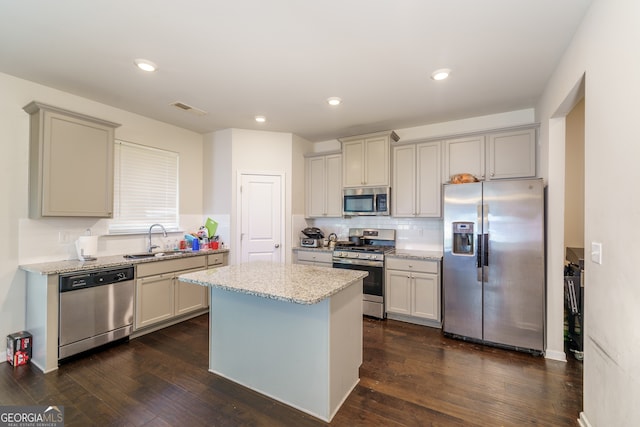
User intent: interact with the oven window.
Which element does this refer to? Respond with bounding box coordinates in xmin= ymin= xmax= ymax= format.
xmin=344 ymin=195 xmax=374 ymax=213
xmin=332 ymin=263 xmax=383 ymax=296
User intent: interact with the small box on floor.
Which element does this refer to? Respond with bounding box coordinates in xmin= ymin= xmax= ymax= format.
xmin=7 ymin=331 xmax=32 ymax=366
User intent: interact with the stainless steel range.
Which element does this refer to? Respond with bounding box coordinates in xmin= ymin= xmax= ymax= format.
xmin=332 ymin=228 xmax=395 ymax=319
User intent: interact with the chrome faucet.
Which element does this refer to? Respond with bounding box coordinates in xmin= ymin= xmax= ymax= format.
xmin=148 ymin=223 xmax=167 ymax=252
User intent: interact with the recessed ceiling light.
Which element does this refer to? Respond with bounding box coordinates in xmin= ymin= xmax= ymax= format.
xmin=431 ymin=68 xmax=451 ymax=81
xmin=134 ymin=58 xmax=158 ymax=72
xmin=327 ymin=97 xmax=342 ymax=106
xmin=255 ymin=115 xmax=266 ymax=123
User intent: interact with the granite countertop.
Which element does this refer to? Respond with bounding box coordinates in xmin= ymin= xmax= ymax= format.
xmin=292 ymin=246 xmax=333 ymax=252
xmin=19 ymin=248 xmax=230 ymax=275
xmin=179 ymin=262 xmax=368 ymax=305
xmin=293 ymin=246 xmax=443 ymax=260
xmin=388 ymin=249 xmax=443 ymax=261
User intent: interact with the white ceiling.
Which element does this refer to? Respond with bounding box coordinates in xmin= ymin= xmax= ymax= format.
xmin=0 ymin=0 xmax=592 ymax=142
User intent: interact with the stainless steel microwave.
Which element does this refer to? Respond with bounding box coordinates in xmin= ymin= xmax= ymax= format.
xmin=343 ymin=187 xmax=390 ymax=216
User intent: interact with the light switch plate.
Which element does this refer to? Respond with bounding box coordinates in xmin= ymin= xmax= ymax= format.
xmin=591 ymin=242 xmax=602 ymax=264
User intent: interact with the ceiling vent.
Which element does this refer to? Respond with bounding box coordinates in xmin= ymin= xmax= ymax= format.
xmin=170 ymin=101 xmax=207 ymax=116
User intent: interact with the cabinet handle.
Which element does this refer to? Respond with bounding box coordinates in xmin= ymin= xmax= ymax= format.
xmin=275 ymin=244 xmax=280 ymax=248
xmin=491 ymin=172 xmax=495 ymax=177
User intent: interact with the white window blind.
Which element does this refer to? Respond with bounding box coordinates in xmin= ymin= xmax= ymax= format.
xmin=109 ymin=140 xmax=179 ymax=234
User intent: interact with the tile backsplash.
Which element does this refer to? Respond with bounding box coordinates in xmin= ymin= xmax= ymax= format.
xmin=18 ymin=214 xmax=206 ymax=264
xmin=307 ymin=216 xmax=443 ymax=251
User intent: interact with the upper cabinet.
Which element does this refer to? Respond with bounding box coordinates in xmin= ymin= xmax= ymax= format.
xmin=442 ymin=135 xmax=485 ymax=181
xmin=305 ymin=152 xmax=342 ymax=218
xmin=486 ymin=128 xmax=536 ymax=180
xmin=393 ymin=141 xmax=442 ymax=217
xmin=443 ymin=127 xmax=536 ymax=182
xmin=340 ymin=131 xmax=399 ymax=187
xmin=24 ymin=102 xmax=120 ymax=218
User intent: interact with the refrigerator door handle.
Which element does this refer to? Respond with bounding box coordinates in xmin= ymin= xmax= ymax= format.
xmin=476 ymin=233 xmax=483 ymax=281
xmin=484 ymin=233 xmax=489 ymax=267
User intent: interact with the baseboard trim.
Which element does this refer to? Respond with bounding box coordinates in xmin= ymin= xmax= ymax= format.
xmin=578 ymin=411 xmax=592 ymax=427
xmin=544 ymin=348 xmax=567 ymax=362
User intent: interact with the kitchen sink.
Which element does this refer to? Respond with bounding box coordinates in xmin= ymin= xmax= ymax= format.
xmin=123 ymin=250 xmax=187 ymax=259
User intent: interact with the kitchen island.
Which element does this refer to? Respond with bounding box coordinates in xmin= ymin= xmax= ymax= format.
xmin=178 ymin=262 xmax=367 ymax=422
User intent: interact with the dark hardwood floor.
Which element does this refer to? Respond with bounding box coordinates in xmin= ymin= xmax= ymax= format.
xmin=1 ymin=315 xmax=582 ymax=426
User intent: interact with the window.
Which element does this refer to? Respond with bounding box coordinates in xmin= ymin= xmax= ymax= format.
xmin=109 ymin=140 xmax=179 ymax=234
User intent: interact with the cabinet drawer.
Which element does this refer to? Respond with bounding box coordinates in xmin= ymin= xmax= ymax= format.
xmin=137 ymin=256 xmax=206 ymax=278
xmin=296 ymin=250 xmax=332 ymax=264
xmin=386 ymin=257 xmax=439 ymax=274
xmin=207 ymin=253 xmax=226 ymax=267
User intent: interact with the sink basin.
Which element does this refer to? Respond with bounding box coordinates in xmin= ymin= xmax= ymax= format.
xmin=123 ymin=250 xmax=187 ymax=259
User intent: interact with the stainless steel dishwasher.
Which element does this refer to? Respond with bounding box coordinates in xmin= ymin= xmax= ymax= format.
xmin=59 ymin=266 xmax=135 ymax=360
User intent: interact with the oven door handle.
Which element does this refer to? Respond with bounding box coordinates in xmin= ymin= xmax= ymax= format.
xmin=332 ymin=259 xmax=384 ymax=268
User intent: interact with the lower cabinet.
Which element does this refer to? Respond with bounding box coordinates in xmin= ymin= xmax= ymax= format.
xmin=135 ymin=254 xmax=227 ymax=332
xmin=385 ymin=257 xmax=441 ymax=327
xmin=136 ymin=273 xmax=176 ymax=328
xmin=294 ymin=249 xmax=333 ymax=267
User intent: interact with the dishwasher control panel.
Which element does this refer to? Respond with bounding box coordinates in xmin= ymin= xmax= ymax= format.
xmin=59 ymin=266 xmax=134 ymax=292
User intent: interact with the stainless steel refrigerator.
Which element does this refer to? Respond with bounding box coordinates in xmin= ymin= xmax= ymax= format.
xmin=443 ymin=178 xmax=545 ymax=353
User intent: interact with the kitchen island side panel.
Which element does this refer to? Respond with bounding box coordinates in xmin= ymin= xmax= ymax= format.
xmin=25 ymin=271 xmax=59 ymax=373
xmin=208 ymin=280 xmax=362 ymax=422
xmin=329 ymin=279 xmax=362 ymax=418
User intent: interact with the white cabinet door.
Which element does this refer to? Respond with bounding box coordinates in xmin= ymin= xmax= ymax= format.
xmin=364 ymin=136 xmax=389 ymax=187
xmin=175 ymin=280 xmax=207 ymax=315
xmin=386 ymin=258 xmax=441 ymax=325
xmin=385 ymin=269 xmax=411 ymax=315
xmin=393 ymin=141 xmax=441 ymax=218
xmin=342 ymin=140 xmax=365 ymax=187
xmin=444 ymin=128 xmax=536 ymax=182
xmin=487 ymin=128 xmax=536 ymax=179
xmin=325 ymin=154 xmax=343 ymax=216
xmin=306 ymin=154 xmax=342 ymax=218
xmin=306 ymin=156 xmax=327 ymax=217
xmin=412 ymin=272 xmax=440 ymax=321
xmin=135 ymin=275 xmax=174 ymax=329
xmin=416 ymin=141 xmax=442 ymax=217
xmin=24 ymin=102 xmax=120 ymax=218
xmin=341 ymin=132 xmax=393 ymax=187
xmin=443 ymin=135 xmax=485 ymax=182
xmin=392 ymin=144 xmax=416 ymax=217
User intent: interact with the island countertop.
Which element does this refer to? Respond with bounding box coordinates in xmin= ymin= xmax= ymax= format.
xmin=179 ymin=262 xmax=368 ymax=305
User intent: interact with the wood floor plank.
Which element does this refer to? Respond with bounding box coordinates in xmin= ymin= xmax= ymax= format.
xmin=0 ymin=315 xmax=582 ymax=426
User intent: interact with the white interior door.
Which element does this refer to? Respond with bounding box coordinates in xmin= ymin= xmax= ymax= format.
xmin=240 ymin=173 xmax=284 ymax=264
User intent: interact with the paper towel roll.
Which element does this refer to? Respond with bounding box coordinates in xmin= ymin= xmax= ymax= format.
xmin=76 ymin=236 xmax=98 ymax=260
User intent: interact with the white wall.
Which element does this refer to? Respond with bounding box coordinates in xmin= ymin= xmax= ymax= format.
xmin=564 ymin=99 xmax=585 ymax=249
xmin=536 ymin=0 xmax=640 ymax=424
xmin=204 ymin=129 xmax=312 ymax=265
xmin=0 ymin=72 xmax=204 ymax=357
